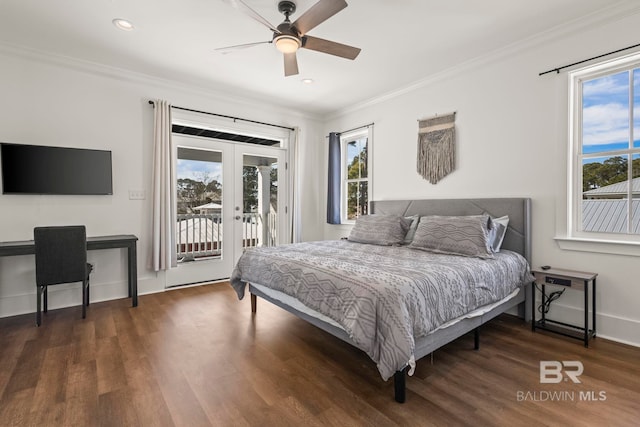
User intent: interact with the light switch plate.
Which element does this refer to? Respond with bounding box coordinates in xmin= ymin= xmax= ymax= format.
xmin=129 ymin=190 xmax=146 ymax=200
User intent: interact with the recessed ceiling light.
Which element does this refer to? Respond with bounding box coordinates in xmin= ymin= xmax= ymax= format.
xmin=301 ymin=78 xmax=314 ymax=84
xmin=112 ymin=18 xmax=134 ymax=31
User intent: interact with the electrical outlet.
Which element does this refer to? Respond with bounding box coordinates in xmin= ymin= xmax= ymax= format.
xmin=129 ymin=190 xmax=146 ymax=200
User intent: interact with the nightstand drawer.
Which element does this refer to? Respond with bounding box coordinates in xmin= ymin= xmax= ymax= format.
xmin=533 ymin=273 xmax=585 ymax=291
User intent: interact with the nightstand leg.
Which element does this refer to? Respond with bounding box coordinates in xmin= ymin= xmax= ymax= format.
xmin=584 ymin=280 xmax=589 ymax=347
xmin=541 ymin=284 xmax=546 ymax=324
xmin=531 ymin=282 xmax=536 ymax=331
xmin=592 ymin=278 xmax=597 ymax=338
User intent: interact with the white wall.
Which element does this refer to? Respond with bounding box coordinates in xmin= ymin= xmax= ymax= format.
xmin=323 ymin=12 xmax=640 ymax=346
xmin=0 ymin=48 xmax=324 ymax=318
xmin=2 ymin=9 xmax=638 ymax=347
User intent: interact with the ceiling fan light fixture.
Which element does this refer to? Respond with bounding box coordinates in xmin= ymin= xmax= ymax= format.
xmin=274 ymin=35 xmax=301 ymax=53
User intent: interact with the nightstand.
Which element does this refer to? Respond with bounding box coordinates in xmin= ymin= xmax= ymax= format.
xmin=531 ymin=267 xmax=598 ymax=347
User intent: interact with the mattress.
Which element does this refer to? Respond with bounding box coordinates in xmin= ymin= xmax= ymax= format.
xmin=250 ymin=282 xmax=521 ymax=337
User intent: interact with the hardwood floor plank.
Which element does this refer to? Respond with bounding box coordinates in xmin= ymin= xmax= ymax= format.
xmin=0 ymin=387 xmax=35 ymax=426
xmin=31 ymin=343 xmax=73 ymax=411
xmin=95 ymin=336 xmax=128 ymax=395
xmin=97 ymin=388 xmax=140 ymax=427
xmin=2 ymin=338 xmax=47 ymax=396
xmin=124 ymin=356 xmax=176 ymax=427
xmin=63 ymin=395 xmax=99 ymax=427
xmin=0 ymin=282 xmax=638 ymax=426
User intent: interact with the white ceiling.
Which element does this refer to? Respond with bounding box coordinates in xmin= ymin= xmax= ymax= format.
xmin=0 ymin=0 xmax=631 ymax=116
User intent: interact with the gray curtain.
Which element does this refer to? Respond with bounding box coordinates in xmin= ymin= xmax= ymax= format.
xmin=327 ymin=132 xmax=341 ymax=224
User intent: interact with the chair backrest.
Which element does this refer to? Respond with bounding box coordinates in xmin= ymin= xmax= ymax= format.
xmin=34 ymin=225 xmax=87 ymax=286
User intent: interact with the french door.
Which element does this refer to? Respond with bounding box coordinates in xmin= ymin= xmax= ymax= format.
xmin=166 ymin=135 xmax=287 ymax=287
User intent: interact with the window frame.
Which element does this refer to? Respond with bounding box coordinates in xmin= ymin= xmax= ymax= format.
xmin=568 ymin=52 xmax=640 ymax=243
xmin=340 ymin=128 xmax=372 ymax=224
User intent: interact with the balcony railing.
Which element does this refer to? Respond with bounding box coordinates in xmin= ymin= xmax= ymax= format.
xmin=176 ymin=212 xmax=271 ymax=262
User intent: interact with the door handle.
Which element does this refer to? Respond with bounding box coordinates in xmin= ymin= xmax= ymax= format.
xmin=235 ymin=215 xmax=241 ymax=220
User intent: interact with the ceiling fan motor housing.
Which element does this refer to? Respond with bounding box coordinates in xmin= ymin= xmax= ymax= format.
xmin=278 ymin=1 xmax=297 ymax=18
xmin=274 ymin=0 xmax=301 ymax=50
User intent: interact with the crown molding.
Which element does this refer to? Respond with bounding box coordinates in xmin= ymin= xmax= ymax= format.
xmin=328 ymin=1 xmax=640 ymax=120
xmin=0 ymin=42 xmax=322 ymax=124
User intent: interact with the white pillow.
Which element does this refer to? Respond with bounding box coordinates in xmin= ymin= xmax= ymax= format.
xmin=403 ymin=215 xmax=420 ymax=245
xmin=488 ymin=215 xmax=509 ymax=252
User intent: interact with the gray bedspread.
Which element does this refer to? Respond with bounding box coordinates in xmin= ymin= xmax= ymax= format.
xmin=230 ymin=240 xmax=532 ymax=381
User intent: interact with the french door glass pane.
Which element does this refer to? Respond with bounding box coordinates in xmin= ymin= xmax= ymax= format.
xmin=242 ymin=155 xmax=278 ymax=248
xmin=176 ymin=147 xmax=223 ymax=261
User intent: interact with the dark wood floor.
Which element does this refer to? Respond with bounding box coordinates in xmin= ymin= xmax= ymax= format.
xmin=1 ymin=283 xmax=639 ymax=426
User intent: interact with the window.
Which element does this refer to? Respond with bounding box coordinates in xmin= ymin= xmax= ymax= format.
xmin=341 ymin=129 xmax=371 ymax=222
xmin=569 ymin=53 xmax=640 ymax=241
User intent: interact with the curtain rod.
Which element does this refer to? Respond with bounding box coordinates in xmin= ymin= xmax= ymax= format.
xmin=539 ymin=42 xmax=640 ymax=76
xmin=148 ymin=100 xmax=295 ymax=131
xmin=325 ymin=122 xmax=374 ymax=138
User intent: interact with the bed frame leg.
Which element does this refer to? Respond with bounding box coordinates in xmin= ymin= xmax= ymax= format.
xmin=474 ymin=327 xmax=480 ymax=350
xmin=250 ymin=293 xmax=257 ymax=313
xmin=394 ymin=368 xmax=407 ymax=403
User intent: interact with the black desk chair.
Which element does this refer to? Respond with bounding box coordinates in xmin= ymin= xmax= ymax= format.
xmin=34 ymin=226 xmax=93 ymax=326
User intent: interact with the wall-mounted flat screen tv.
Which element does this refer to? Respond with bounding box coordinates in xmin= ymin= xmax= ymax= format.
xmin=1 ymin=143 xmax=113 ymax=195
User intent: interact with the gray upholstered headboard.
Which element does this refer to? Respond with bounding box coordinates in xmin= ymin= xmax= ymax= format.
xmin=370 ymin=198 xmax=531 ymax=263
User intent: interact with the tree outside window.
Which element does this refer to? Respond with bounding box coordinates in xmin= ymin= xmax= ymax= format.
xmin=343 ymin=132 xmax=369 ymax=221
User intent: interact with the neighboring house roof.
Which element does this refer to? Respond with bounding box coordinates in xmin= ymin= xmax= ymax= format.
xmin=582 ymin=199 xmax=640 ymax=234
xmin=583 ymin=177 xmax=640 ymax=198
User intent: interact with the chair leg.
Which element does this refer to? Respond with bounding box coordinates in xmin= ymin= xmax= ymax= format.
xmin=86 ymin=277 xmax=90 ymax=306
xmin=82 ymin=279 xmax=87 ymax=319
xmin=43 ymin=285 xmax=48 ymax=313
xmin=36 ymin=286 xmax=42 ymax=327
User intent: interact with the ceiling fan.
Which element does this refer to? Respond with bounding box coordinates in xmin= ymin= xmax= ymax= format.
xmin=218 ymin=0 xmax=361 ymax=76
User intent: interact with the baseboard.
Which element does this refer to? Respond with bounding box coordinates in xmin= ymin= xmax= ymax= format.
xmin=0 ymin=276 xmax=161 ymax=319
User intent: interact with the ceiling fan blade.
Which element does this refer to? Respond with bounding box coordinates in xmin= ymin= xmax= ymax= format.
xmin=222 ymin=0 xmax=279 ymax=33
xmin=215 ymin=40 xmax=272 ymax=54
xmin=283 ymin=52 xmax=299 ymax=76
xmin=302 ymin=35 xmax=360 ymax=60
xmin=292 ymin=0 xmax=347 ymax=35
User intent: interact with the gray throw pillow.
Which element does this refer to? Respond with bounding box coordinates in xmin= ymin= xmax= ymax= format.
xmin=408 ymin=214 xmax=494 ymax=259
xmin=348 ymin=214 xmax=411 ymax=246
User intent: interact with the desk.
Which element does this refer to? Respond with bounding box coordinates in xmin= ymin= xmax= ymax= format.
xmin=0 ymin=234 xmax=138 ymax=307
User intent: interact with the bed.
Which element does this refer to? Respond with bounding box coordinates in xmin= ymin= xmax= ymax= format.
xmin=230 ymin=198 xmax=533 ymax=402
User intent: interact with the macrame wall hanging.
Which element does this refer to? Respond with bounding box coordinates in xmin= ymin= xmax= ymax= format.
xmin=417 ymin=112 xmax=456 ymax=184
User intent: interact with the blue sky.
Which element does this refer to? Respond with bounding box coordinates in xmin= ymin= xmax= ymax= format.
xmin=582 ymin=69 xmax=639 ymax=153
xmin=177 ymin=159 xmax=222 ymax=183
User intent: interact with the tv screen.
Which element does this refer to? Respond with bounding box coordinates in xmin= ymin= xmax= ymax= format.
xmin=1 ymin=143 xmax=113 ymax=195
